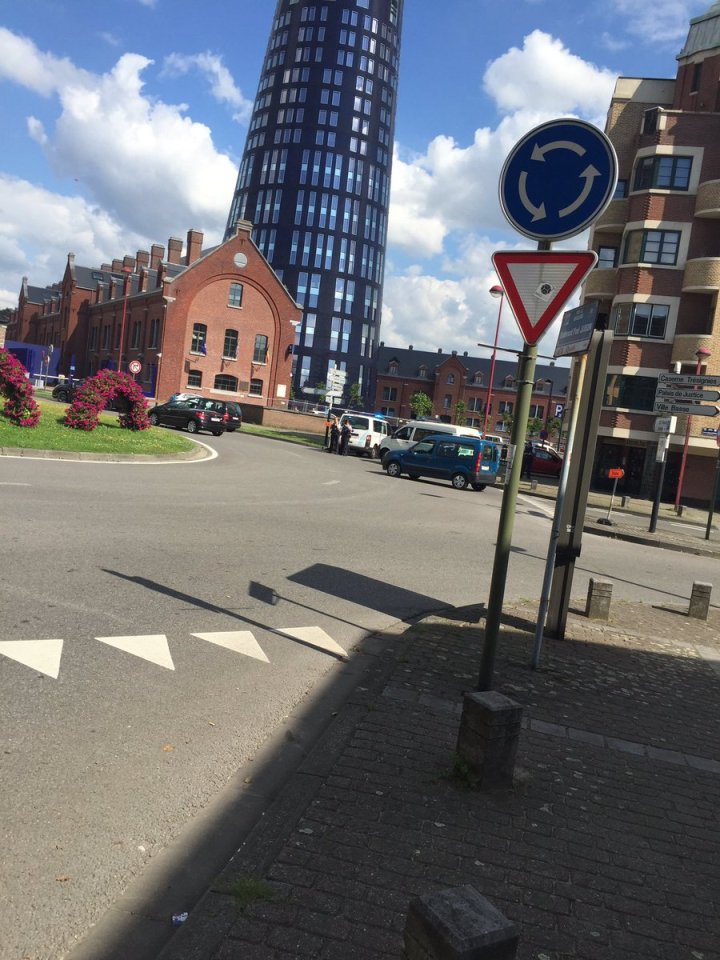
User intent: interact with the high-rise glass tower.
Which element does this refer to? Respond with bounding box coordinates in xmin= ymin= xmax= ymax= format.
xmin=225 ymin=0 xmax=404 ymax=404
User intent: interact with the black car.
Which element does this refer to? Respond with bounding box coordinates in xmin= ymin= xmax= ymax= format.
xmin=223 ymin=401 xmax=243 ymax=432
xmin=52 ymin=380 xmax=84 ymax=402
xmin=147 ymin=398 xmax=228 ymax=436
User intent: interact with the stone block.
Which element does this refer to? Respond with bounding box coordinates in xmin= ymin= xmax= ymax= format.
xmin=456 ymin=692 xmax=523 ymax=789
xmin=688 ymin=581 xmax=712 ymax=620
xmin=585 ymin=577 xmax=613 ymax=620
xmin=404 ymin=885 xmax=519 ymax=960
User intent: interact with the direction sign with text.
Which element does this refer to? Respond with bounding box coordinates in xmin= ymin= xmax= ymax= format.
xmin=656 ymin=387 xmax=720 ymax=403
xmin=653 ymin=400 xmax=720 ymax=417
xmin=499 ymin=118 xmax=618 ymax=241
xmin=657 ymin=373 xmax=720 ymax=388
xmin=491 ymin=250 xmax=597 ymax=345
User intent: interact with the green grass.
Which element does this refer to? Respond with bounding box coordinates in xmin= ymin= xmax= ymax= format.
xmin=0 ymin=399 xmax=195 ymax=454
xmin=212 ymin=876 xmax=281 ymax=910
xmin=241 ymin=423 xmax=325 ymax=448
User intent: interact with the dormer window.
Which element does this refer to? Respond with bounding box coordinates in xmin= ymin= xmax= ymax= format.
xmin=389 ymin=361 xmax=399 ymax=375
xmin=473 ymin=372 xmax=483 ymax=385
xmin=418 ymin=365 xmax=428 ymax=379
xmin=447 ymin=373 xmax=455 ymax=385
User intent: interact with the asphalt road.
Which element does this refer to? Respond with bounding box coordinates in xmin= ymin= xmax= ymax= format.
xmin=2 ymin=432 xmax=718 ymax=959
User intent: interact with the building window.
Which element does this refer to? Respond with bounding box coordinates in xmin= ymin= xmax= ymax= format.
xmin=214 ymin=374 xmax=238 ymax=391
xmin=529 ymin=404 xmax=544 ymax=419
xmin=604 ymin=374 xmax=656 ymax=411
xmin=191 ymin=323 xmax=208 ymax=354
xmin=467 ymin=397 xmax=483 ymax=412
xmin=418 ymin=366 xmax=428 ymax=378
xmin=382 ymin=386 xmax=397 ymax=401
xmin=188 ymin=369 xmax=202 ymax=388
xmin=622 ymin=229 xmax=680 ymax=266
xmin=597 ymin=246 xmax=618 ymax=269
xmin=228 ymin=282 xmax=244 ymax=308
xmin=642 ymin=108 xmax=659 ymax=135
xmin=443 ymin=394 xmax=452 ymax=409
xmin=473 ymin=372 xmax=483 ymax=385
xmin=253 ymin=334 xmax=269 ymax=364
xmin=130 ymin=321 xmax=142 ymax=349
xmin=633 ymin=155 xmax=692 ymax=191
xmin=446 ymin=373 xmax=455 ymax=384
xmin=613 ymin=179 xmax=627 ymax=200
xmin=149 ymin=317 xmax=160 ymax=348
xmin=249 ymin=378 xmax=263 ymax=396
xmin=499 ymin=400 xmax=513 ymax=414
xmin=691 ymin=62 xmax=702 ymax=93
xmin=389 ymin=361 xmax=398 ymax=374
xmin=223 ymin=329 xmax=239 ymax=359
xmin=613 ymin=302 xmax=669 ymax=339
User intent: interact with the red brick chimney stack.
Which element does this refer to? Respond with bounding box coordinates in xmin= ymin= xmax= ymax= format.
xmin=167 ymin=237 xmax=183 ymax=265
xmin=185 ymin=229 xmax=203 ymax=265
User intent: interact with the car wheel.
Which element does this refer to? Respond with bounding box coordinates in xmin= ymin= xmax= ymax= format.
xmin=149 ymin=413 xmax=159 ymax=426
xmin=212 ymin=430 xmax=223 ymax=437
xmin=451 ymin=473 xmax=469 ymax=490
xmin=186 ymin=420 xmax=199 ymax=434
xmin=472 ymin=483 xmax=486 ymax=491
xmin=386 ymin=461 xmax=402 ymax=478
xmin=369 ymin=444 xmax=380 ymax=459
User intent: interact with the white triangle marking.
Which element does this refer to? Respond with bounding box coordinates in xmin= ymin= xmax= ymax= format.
xmin=96 ymin=634 xmax=175 ymax=670
xmin=276 ymin=626 xmax=347 ymax=658
xmin=191 ymin=631 xmax=270 ymax=663
xmin=0 ymin=639 xmax=64 ymax=679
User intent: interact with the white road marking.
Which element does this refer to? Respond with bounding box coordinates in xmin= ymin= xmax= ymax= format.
xmin=191 ymin=630 xmax=270 ymax=662
xmin=0 ymin=482 xmax=31 ymax=486
xmin=276 ymin=625 xmax=347 ymax=658
xmin=95 ymin=634 xmax=175 ymax=669
xmin=321 ymin=480 xmax=341 ymax=485
xmin=0 ymin=639 xmax=63 ymax=678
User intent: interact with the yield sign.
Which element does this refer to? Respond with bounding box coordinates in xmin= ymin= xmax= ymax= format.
xmin=491 ymin=250 xmax=598 ymax=345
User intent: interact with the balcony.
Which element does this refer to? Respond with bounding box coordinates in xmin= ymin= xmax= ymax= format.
xmin=682 ymin=257 xmax=720 ymax=292
xmin=593 ymin=198 xmax=628 ymax=231
xmin=694 ymin=180 xmax=720 ymax=218
xmin=583 ymin=267 xmax=619 ymax=298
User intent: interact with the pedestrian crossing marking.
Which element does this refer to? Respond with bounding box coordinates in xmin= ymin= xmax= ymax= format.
xmin=95 ymin=634 xmax=175 ymax=670
xmin=276 ymin=626 xmax=347 ymax=659
xmin=191 ymin=631 xmax=270 ymax=663
xmin=0 ymin=639 xmax=64 ymax=678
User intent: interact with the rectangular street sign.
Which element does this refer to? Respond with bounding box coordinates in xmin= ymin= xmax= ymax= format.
xmin=656 ymin=388 xmax=720 ymax=402
xmin=554 ymin=301 xmax=599 ymax=358
xmin=653 ymin=400 xmax=720 ymax=416
xmin=657 ymin=373 xmax=720 ymax=388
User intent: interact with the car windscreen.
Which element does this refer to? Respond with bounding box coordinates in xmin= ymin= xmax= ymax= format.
xmin=344 ymin=416 xmax=370 ymax=429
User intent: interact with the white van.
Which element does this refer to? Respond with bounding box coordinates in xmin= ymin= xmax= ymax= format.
xmin=378 ymin=420 xmax=482 ymax=459
xmin=339 ymin=413 xmax=389 ymax=458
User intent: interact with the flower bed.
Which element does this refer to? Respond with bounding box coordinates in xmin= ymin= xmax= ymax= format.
xmin=0 ymin=349 xmax=41 ymax=427
xmin=63 ymin=369 xmax=150 ymax=431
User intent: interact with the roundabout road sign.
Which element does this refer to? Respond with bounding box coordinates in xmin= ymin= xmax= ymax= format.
xmin=499 ymin=118 xmax=618 ymax=242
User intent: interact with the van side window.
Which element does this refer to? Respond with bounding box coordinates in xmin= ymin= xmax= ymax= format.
xmin=415 ymin=428 xmax=433 ymax=441
xmin=394 ymin=426 xmax=411 ymax=440
xmin=412 ymin=440 xmax=435 ymax=454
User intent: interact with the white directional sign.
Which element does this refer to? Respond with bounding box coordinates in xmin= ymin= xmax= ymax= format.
xmin=656 ymin=388 xmax=720 ymax=403
xmin=653 ymin=400 xmax=720 ymax=417
xmin=657 ymin=373 xmax=720 ymax=388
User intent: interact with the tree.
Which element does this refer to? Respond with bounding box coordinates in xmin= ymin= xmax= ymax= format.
xmin=348 ymin=383 xmax=362 ymax=409
xmin=527 ymin=416 xmax=543 ymax=437
xmin=410 ymin=391 xmax=432 ymax=418
xmin=454 ymin=399 xmax=466 ymax=426
xmin=545 ymin=416 xmax=561 ymax=441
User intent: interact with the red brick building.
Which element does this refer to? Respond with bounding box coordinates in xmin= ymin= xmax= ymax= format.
xmin=8 ymin=222 xmax=300 ymax=408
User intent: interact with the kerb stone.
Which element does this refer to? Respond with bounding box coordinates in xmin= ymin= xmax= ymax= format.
xmin=688 ymin=581 xmax=712 ymax=620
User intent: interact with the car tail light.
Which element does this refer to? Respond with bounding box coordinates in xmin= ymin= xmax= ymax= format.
xmin=364 ymin=436 xmax=371 ymax=447
xmin=474 ymin=451 xmax=483 ymax=471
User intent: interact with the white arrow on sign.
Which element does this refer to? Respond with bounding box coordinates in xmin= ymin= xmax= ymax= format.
xmin=656 ymin=388 xmax=720 ymax=402
xmin=653 ymin=401 xmax=720 ymax=417
xmin=657 ymin=373 xmax=720 ymax=388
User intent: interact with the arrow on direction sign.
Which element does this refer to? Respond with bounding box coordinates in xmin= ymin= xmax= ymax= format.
xmin=653 ymin=401 xmax=720 ymax=416
xmin=655 ymin=388 xmax=720 ymax=403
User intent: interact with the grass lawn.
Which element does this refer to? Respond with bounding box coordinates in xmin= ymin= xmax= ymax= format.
xmin=0 ymin=398 xmax=195 ymax=454
xmin=241 ymin=423 xmax=324 ymax=449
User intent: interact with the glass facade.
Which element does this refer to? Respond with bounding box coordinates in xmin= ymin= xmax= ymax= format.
xmin=225 ymin=0 xmax=403 ymax=404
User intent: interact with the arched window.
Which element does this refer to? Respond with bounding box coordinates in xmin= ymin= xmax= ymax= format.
xmin=214 ymin=374 xmax=238 ymax=392
xmin=389 ymin=361 xmax=398 ymax=375
xmin=253 ymin=334 xmax=269 ymax=363
xmin=223 ymin=329 xmax=239 ymax=359
xmin=228 ymin=283 xmax=243 ymax=308
xmin=447 ymin=373 xmax=455 ymax=384
xmin=191 ymin=323 xmax=207 ymax=354
xmin=473 ymin=372 xmax=483 ymax=385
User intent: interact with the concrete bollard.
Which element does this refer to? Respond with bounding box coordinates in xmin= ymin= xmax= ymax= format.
xmin=456 ymin=691 xmax=523 ymax=790
xmin=585 ymin=578 xmax=613 ymax=621
xmin=404 ymin=885 xmax=519 ymax=960
xmin=688 ymin=581 xmax=712 ymax=620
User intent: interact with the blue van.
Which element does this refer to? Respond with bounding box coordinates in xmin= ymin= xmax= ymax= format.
xmin=382 ymin=434 xmax=501 ymax=490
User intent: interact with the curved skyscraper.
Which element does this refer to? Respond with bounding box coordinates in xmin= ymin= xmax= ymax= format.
xmin=225 ymin=0 xmax=403 ymax=404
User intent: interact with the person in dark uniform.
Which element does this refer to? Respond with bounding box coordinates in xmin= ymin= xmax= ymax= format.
xmin=328 ymin=417 xmax=339 ymax=453
xmin=521 ymin=441 xmax=534 ymax=480
xmin=338 ymin=420 xmax=352 ymax=455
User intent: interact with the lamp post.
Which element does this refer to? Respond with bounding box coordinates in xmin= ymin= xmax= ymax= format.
xmin=116 ymin=266 xmax=133 ymax=374
xmin=674 ymin=347 xmax=712 ymax=512
xmin=483 ymin=284 xmax=504 ymax=436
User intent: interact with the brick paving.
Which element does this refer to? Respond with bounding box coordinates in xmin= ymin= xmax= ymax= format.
xmin=158 ymin=599 xmax=720 ymax=960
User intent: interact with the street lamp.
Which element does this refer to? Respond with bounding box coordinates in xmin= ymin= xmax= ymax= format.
xmin=483 ymin=284 xmax=504 ymax=436
xmin=116 ymin=266 xmax=133 ymax=374
xmin=675 ymin=346 xmax=712 ymax=512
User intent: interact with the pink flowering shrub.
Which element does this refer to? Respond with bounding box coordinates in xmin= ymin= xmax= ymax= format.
xmin=0 ymin=349 xmax=41 ymax=427
xmin=63 ymin=369 xmax=150 ymax=431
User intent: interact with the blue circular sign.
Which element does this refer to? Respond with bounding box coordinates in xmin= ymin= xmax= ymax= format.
xmin=499 ymin=118 xmax=618 ymax=242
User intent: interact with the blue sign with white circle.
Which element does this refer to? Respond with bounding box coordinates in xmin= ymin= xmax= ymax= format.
xmin=499 ymin=118 xmax=618 ymax=242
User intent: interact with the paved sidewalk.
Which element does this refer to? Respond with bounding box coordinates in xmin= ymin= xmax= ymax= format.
xmin=155 ymin=596 xmax=720 ymax=960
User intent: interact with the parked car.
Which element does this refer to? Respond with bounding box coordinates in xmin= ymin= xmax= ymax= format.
xmin=147 ymin=397 xmax=228 ymax=436
xmin=378 ymin=420 xmax=481 ymax=460
xmin=383 ymin=435 xmax=501 ymax=490
xmin=51 ymin=380 xmax=84 ymax=402
xmin=527 ymin=443 xmax=563 ymax=477
xmin=338 ymin=412 xmax=389 ymax=458
xmin=223 ymin=401 xmax=243 ymax=432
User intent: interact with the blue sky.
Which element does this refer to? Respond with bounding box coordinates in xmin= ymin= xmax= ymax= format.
xmin=0 ymin=0 xmax=708 ymax=356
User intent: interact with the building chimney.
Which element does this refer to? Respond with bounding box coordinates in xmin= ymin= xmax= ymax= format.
xmin=109 ymin=279 xmax=119 ymax=299
xmin=150 ymin=244 xmax=165 ymax=270
xmin=139 ymin=268 xmax=149 ymax=293
xmin=123 ymin=255 xmax=135 ymax=271
xmin=136 ymin=249 xmax=150 ymax=269
xmin=112 ymin=259 xmax=123 ymax=272
xmin=67 ymin=253 xmax=75 ymax=271
xmin=167 ymin=237 xmax=183 ymax=265
xmin=452 ymin=350 xmax=457 ymax=356
xmin=408 ymin=344 xmax=413 ymax=350
xmin=185 ymin=229 xmax=203 ymax=265
xmin=101 ymin=263 xmax=112 ymax=272
xmin=437 ymin=348 xmax=443 ymax=353
xmin=95 ymin=283 xmax=105 ymax=304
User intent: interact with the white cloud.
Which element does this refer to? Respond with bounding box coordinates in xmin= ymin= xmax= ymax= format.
xmin=610 ymin=0 xmax=707 ymax=46
xmin=162 ymin=52 xmax=253 ymax=123
xmin=0 ymin=26 xmax=88 ymax=96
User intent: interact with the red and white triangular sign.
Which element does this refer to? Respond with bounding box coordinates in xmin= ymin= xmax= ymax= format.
xmin=491 ymin=251 xmax=597 ymax=345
